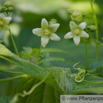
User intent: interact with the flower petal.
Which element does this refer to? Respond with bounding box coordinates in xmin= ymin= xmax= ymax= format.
xmin=75 ymin=14 xmax=82 ymax=21
xmin=50 ymin=33 xmax=60 ymax=41
xmin=41 ymin=18 xmax=48 ymax=29
xmin=81 ymin=31 xmax=89 ymax=38
xmin=49 ymin=23 xmax=60 ymax=32
xmin=70 ymin=21 xmax=77 ymax=31
xmin=73 ymin=36 xmax=80 ymax=45
xmin=4 ymin=17 xmax=12 ymax=24
xmin=41 ymin=36 xmax=49 ymax=47
xmin=79 ymin=22 xmax=86 ymax=29
xmin=64 ymin=31 xmax=73 ymax=39
xmin=32 ymin=28 xmax=43 ymax=36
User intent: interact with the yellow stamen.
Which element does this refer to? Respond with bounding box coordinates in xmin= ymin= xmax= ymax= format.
xmin=74 ymin=29 xmax=80 ymax=35
xmin=45 ymin=30 xmax=50 ymax=35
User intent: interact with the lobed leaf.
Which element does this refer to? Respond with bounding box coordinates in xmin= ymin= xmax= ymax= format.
xmin=15 ymin=77 xmax=61 ymax=103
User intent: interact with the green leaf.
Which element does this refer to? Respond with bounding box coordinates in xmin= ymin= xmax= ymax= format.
xmin=2 ymin=44 xmax=103 ymax=98
xmin=50 ymin=67 xmax=74 ymax=94
xmin=39 ymin=57 xmax=65 ymax=65
xmin=19 ymin=47 xmax=68 ymax=60
xmin=31 ymin=48 xmax=39 ymax=56
xmin=0 ymin=97 xmax=11 ymax=103
xmin=20 ymin=47 xmax=32 ymax=55
xmin=15 ymin=77 xmax=61 ymax=103
xmin=41 ymin=48 xmax=68 ymax=53
xmin=19 ymin=47 xmax=39 ymax=59
xmin=70 ymin=76 xmax=103 ymax=94
xmin=0 ymin=44 xmax=72 ymax=94
xmin=87 ymin=59 xmax=103 ymax=73
xmin=0 ymin=44 xmax=48 ymax=78
xmin=45 ymin=57 xmax=65 ymax=61
xmin=39 ymin=52 xmax=65 ymax=66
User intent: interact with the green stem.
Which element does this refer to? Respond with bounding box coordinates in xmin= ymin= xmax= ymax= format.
xmin=23 ymin=73 xmax=49 ymax=95
xmin=90 ymin=0 xmax=98 ymax=61
xmin=9 ymin=29 xmax=19 ymax=55
xmin=36 ymin=45 xmax=42 ymax=65
xmin=85 ymin=41 xmax=88 ymax=71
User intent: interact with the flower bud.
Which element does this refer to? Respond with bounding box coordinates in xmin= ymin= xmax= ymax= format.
xmin=49 ymin=19 xmax=57 ymax=25
xmin=87 ymin=25 xmax=97 ymax=32
xmin=4 ymin=7 xmax=8 ymax=12
xmin=8 ymin=7 xmax=14 ymax=12
xmin=4 ymin=1 xmax=13 ymax=7
xmin=71 ymin=10 xmax=82 ymax=21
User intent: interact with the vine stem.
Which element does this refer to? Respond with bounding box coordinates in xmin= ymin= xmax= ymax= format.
xmin=85 ymin=41 xmax=88 ymax=71
xmin=36 ymin=45 xmax=42 ymax=65
xmin=9 ymin=29 xmax=19 ymax=55
xmin=10 ymin=73 xmax=49 ymax=103
xmin=90 ymin=0 xmax=98 ymax=61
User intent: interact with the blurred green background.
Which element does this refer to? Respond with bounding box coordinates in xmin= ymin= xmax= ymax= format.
xmin=0 ymin=0 xmax=103 ymax=98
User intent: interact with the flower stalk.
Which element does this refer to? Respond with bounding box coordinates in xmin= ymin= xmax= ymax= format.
xmin=9 ymin=29 xmax=19 ymax=55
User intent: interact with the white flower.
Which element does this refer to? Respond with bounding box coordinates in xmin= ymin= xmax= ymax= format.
xmin=0 ymin=16 xmax=12 ymax=33
xmin=32 ymin=18 xmax=60 ymax=47
xmin=64 ymin=21 xmax=89 ymax=45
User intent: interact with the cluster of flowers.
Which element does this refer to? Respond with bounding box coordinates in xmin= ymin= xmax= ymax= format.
xmin=0 ymin=2 xmax=96 ymax=48
xmin=0 ymin=1 xmax=13 ymax=33
xmin=0 ymin=1 xmax=13 ymax=13
xmin=32 ymin=9 xmax=90 ymax=47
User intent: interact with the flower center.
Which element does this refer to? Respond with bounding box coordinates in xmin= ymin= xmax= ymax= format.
xmin=0 ymin=22 xmax=3 ymax=26
xmin=74 ymin=29 xmax=80 ymax=35
xmin=44 ymin=30 xmax=50 ymax=35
